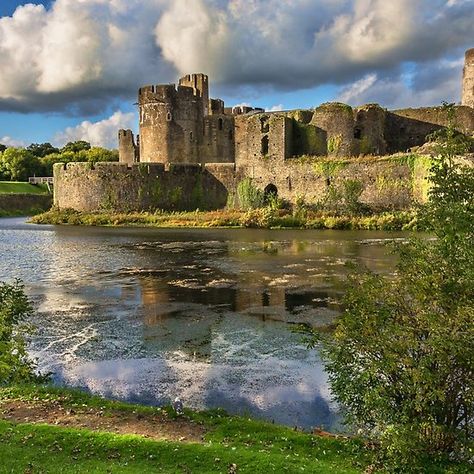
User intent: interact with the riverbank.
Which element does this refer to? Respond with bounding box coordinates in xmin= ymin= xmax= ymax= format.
xmin=0 ymin=181 xmax=50 ymax=195
xmin=0 ymin=181 xmax=52 ymax=217
xmin=1 ymin=385 xmax=469 ymax=473
xmin=0 ymin=384 xmax=366 ymax=473
xmin=31 ymin=208 xmax=419 ymax=231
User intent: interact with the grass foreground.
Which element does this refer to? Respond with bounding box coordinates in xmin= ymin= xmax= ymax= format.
xmin=0 ymin=181 xmax=50 ymax=195
xmin=31 ymin=207 xmax=420 ymax=231
xmin=0 ymin=384 xmax=366 ymax=474
xmin=0 ymin=385 xmax=470 ymax=473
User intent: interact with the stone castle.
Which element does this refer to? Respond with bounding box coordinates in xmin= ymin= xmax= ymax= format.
xmin=54 ymin=49 xmax=474 ymax=212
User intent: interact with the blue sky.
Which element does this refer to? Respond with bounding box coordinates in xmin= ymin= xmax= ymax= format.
xmin=0 ymin=0 xmax=472 ymax=148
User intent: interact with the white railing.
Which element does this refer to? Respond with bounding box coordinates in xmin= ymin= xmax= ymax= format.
xmin=28 ymin=177 xmax=54 ymax=185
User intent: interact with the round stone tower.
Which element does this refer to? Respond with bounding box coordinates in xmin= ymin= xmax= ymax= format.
xmin=138 ymin=78 xmax=207 ymax=164
xmin=462 ymin=48 xmax=474 ymax=108
xmin=138 ymin=85 xmax=176 ymax=163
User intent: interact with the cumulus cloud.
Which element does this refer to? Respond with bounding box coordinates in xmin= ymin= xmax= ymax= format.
xmin=267 ymin=104 xmax=284 ymax=112
xmin=0 ymin=136 xmax=26 ymax=148
xmin=53 ymin=111 xmax=135 ymax=149
xmin=337 ymin=58 xmax=464 ymax=108
xmin=155 ymin=0 xmax=473 ymax=89
xmin=0 ymin=0 xmax=173 ymax=114
xmin=0 ymin=0 xmax=472 ymax=113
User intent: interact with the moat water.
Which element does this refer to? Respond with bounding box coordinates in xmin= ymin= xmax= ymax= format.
xmin=0 ymin=217 xmax=404 ymax=431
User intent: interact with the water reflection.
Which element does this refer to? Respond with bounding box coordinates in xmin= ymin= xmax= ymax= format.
xmin=0 ymin=218 xmax=404 ymax=430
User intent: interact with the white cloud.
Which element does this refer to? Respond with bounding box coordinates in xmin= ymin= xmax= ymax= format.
xmin=336 ymin=58 xmax=464 ymax=109
xmin=267 ymin=104 xmax=284 ymax=112
xmin=338 ymin=74 xmax=378 ymax=104
xmin=0 ymin=0 xmax=472 ymax=113
xmin=0 ymin=0 xmax=173 ymax=113
xmin=53 ymin=111 xmax=135 ymax=149
xmin=156 ymin=0 xmax=232 ymax=82
xmin=0 ymin=136 xmax=26 ymax=148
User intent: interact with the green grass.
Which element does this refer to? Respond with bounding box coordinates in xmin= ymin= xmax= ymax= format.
xmin=1 ymin=386 xmax=470 ymax=472
xmin=0 ymin=385 xmax=365 ymax=473
xmin=0 ymin=207 xmax=49 ymax=218
xmin=0 ymin=181 xmax=50 ymax=195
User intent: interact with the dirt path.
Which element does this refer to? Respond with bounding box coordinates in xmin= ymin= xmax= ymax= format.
xmin=0 ymin=399 xmax=206 ymax=443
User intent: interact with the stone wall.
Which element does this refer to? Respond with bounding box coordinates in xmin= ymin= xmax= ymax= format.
xmin=235 ymin=114 xmax=292 ymax=167
xmin=118 ymin=129 xmax=138 ymax=164
xmin=138 ymin=84 xmax=205 ymax=164
xmin=353 ymin=105 xmax=387 ymax=155
xmin=123 ymin=57 xmax=474 ymax=166
xmin=54 ymin=155 xmax=428 ymax=213
xmin=202 ymin=115 xmax=235 ymax=163
xmin=53 ymin=162 xmax=230 ymax=212
xmin=0 ymin=193 xmax=52 ymax=214
xmin=236 ymin=155 xmax=423 ymax=211
xmin=462 ymin=48 xmax=474 ymax=108
xmin=311 ymin=103 xmax=355 ymax=157
xmin=386 ymin=106 xmax=474 ymax=153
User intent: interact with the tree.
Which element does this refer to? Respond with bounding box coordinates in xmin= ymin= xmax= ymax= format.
xmin=40 ymin=147 xmax=118 ymax=176
xmin=27 ymin=142 xmax=59 ymax=158
xmin=0 ymin=147 xmax=42 ymax=181
xmin=60 ymin=140 xmax=91 ymax=153
xmin=83 ymin=147 xmax=119 ymax=162
xmin=0 ymin=280 xmax=40 ymax=384
xmin=305 ymin=104 xmax=473 ymax=470
xmin=0 ymin=144 xmax=6 ymax=153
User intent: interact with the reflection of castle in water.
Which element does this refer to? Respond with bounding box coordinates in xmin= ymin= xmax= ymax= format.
xmin=131 ymin=235 xmax=396 ymax=359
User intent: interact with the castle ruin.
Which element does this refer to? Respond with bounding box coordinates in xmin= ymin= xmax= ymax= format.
xmin=54 ymin=50 xmax=474 ymax=213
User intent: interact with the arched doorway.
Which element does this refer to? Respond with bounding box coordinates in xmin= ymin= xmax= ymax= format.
xmin=264 ymin=183 xmax=278 ymax=204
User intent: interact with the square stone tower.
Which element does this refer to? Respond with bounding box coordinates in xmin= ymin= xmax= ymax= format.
xmin=462 ymin=48 xmax=474 ymax=108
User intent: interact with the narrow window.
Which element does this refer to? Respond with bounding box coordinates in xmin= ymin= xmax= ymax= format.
xmin=354 ymin=128 xmax=362 ymax=139
xmin=218 ymin=118 xmax=223 ymax=130
xmin=190 ymin=131 xmax=193 ymax=141
xmin=166 ymin=112 xmax=172 ymax=121
xmin=261 ymin=135 xmax=269 ymax=155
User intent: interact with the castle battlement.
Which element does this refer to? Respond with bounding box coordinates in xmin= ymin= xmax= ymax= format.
xmin=52 ymin=49 xmax=474 ymax=216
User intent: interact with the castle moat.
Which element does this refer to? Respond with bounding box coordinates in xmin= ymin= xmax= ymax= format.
xmin=0 ymin=217 xmax=405 ymax=430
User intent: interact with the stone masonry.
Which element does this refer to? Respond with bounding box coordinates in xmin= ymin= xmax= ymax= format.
xmin=54 ymin=49 xmax=474 ymax=213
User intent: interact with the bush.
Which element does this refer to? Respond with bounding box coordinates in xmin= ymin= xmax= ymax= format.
xmin=304 ymin=104 xmax=474 ymax=471
xmin=0 ymin=280 xmax=42 ymax=384
xmin=236 ymin=178 xmax=265 ymax=210
xmin=316 ymin=178 xmax=367 ymax=216
xmin=239 ymin=208 xmax=275 ymax=228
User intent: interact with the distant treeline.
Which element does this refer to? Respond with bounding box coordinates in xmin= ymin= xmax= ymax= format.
xmin=0 ymin=141 xmax=118 ymax=181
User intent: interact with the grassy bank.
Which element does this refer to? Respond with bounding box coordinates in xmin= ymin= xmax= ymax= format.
xmin=0 ymin=181 xmax=52 ymax=217
xmin=0 ymin=384 xmax=366 ymax=474
xmin=0 ymin=181 xmax=49 ymax=195
xmin=31 ymin=208 xmax=420 ymax=231
xmin=1 ymin=385 xmax=468 ymax=473
xmin=0 ymin=207 xmax=50 ymax=218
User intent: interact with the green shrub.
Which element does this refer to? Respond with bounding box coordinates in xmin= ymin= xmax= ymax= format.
xmin=0 ymin=280 xmax=43 ymax=384
xmin=236 ymin=178 xmax=265 ymax=210
xmin=342 ymin=179 xmax=366 ymax=215
xmin=240 ymin=208 xmax=275 ymax=228
xmin=303 ymin=103 xmax=474 ymax=471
